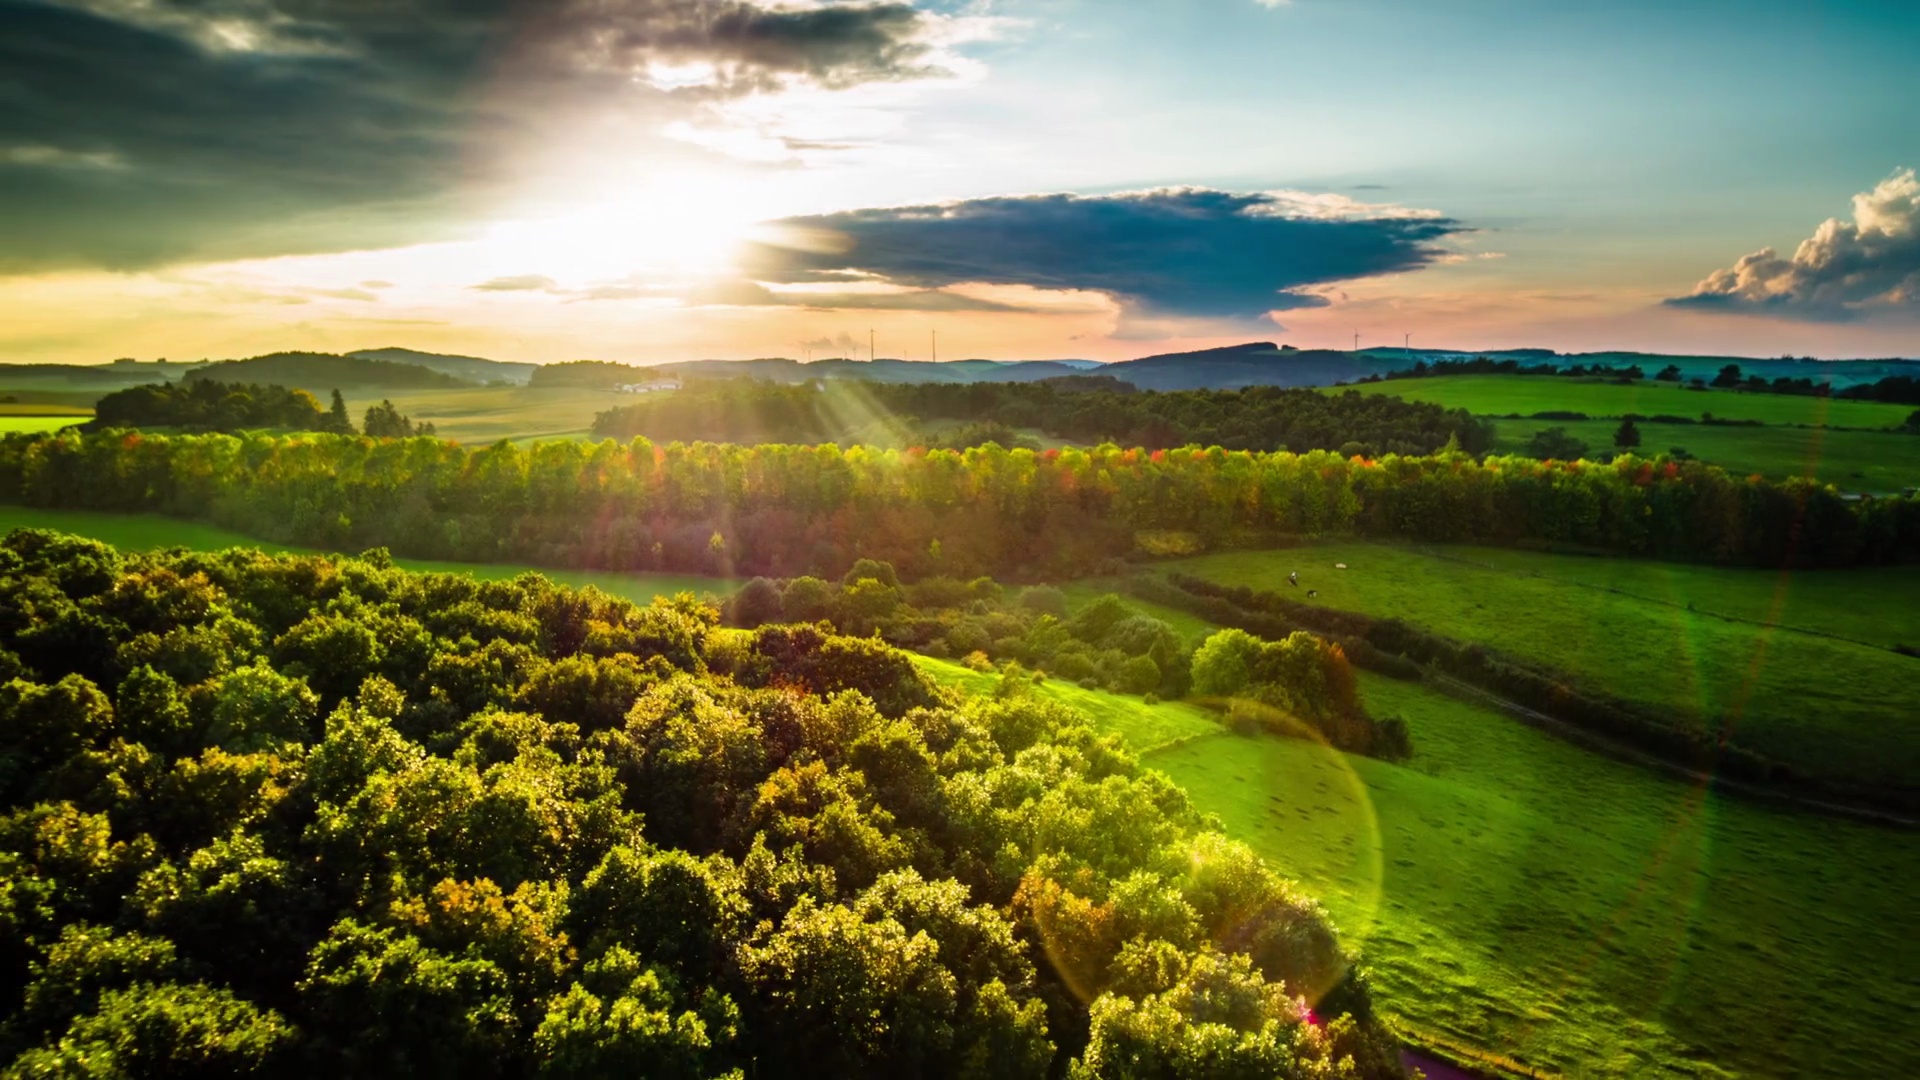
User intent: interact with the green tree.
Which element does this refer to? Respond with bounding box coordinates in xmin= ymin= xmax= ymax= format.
xmin=1613 ymin=417 xmax=1642 ymax=449
xmin=1191 ymin=630 xmax=1261 ymax=697
xmin=328 ymin=389 xmax=354 ymax=434
xmin=1524 ymin=426 xmax=1588 ymax=461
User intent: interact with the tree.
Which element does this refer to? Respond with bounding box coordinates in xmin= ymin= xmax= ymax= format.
xmin=1613 ymin=417 xmax=1642 ymax=449
xmin=1711 ymin=364 xmax=1743 ymax=388
xmin=363 ymin=399 xmax=434 ymax=439
xmin=1654 ymin=364 xmax=1682 ymax=382
xmin=1191 ymin=629 xmax=1262 ymax=697
xmin=1524 ymin=427 xmax=1588 ymax=461
xmin=328 ymin=389 xmax=354 ymax=434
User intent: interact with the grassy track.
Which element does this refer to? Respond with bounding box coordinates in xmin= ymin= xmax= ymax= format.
xmin=1167 ymin=543 xmax=1920 ymax=791
xmin=1487 ymin=417 xmax=1920 ymax=492
xmin=0 ymin=506 xmax=733 ymax=607
xmin=1332 ymin=376 xmax=1911 ymax=429
xmin=1148 ymin=673 xmax=1918 ymax=1079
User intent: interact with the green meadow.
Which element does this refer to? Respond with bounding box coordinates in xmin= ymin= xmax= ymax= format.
xmin=1487 ymin=417 xmax=1920 ymax=491
xmin=0 ymin=415 xmax=89 ymax=434
xmin=1167 ymin=543 xmax=1920 ymax=792
xmin=1335 ymin=375 xmax=1912 ymax=429
xmin=1153 ymin=673 xmax=1916 ymax=1079
xmin=919 ymin=653 xmax=1915 ymax=1078
xmin=0 ymin=505 xmax=731 ymax=608
xmin=340 ymin=385 xmax=624 ymax=444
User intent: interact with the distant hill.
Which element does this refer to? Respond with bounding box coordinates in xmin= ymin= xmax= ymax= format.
xmin=349 ymin=347 xmax=537 ymax=386
xmin=186 ymin=352 xmax=471 ymax=390
xmin=653 ymin=357 xmax=1094 ymax=385
xmin=1100 ymin=342 xmax=1396 ymax=391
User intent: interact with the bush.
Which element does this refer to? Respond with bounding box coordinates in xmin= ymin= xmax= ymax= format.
xmin=1018 ymin=586 xmax=1069 ymax=618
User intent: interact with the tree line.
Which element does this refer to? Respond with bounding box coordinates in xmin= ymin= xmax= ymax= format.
xmin=0 ymin=530 xmax=1405 ymax=1077
xmin=592 ymin=378 xmax=1497 ymax=458
xmin=2 ymin=430 xmax=1913 ymax=579
xmin=716 ymin=566 xmax=1408 ymax=760
xmin=88 ymin=382 xmax=433 ymax=438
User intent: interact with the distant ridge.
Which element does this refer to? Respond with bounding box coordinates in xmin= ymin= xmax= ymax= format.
xmin=350 ymin=347 xmax=537 ymax=386
xmin=186 ymin=352 xmax=472 ymax=390
xmin=1101 ymin=342 xmax=1395 ymax=391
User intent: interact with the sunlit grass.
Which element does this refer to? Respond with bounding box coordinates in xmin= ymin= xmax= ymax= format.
xmin=1329 ymin=375 xmax=1911 ymax=428
xmin=0 ymin=415 xmax=89 ymax=434
xmin=1487 ymin=416 xmax=1920 ymax=492
xmin=1167 ymin=542 xmax=1920 ymax=791
xmin=1151 ymin=672 xmax=1917 ymax=1079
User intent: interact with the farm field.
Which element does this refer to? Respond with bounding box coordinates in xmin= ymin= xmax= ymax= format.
xmin=1334 ymin=375 xmax=1912 ymax=429
xmin=1165 ymin=543 xmax=1920 ymax=792
xmin=1487 ymin=417 xmax=1920 ymax=491
xmin=0 ymin=505 xmax=732 ymax=607
xmin=1151 ymin=672 xmax=1917 ymax=1079
xmin=340 ymin=385 xmax=628 ymax=444
xmin=0 ymin=415 xmax=89 ymax=434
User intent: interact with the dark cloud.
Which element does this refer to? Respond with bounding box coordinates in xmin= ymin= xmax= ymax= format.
xmin=557 ymin=278 xmax=1025 ymax=310
xmin=1667 ymin=169 xmax=1920 ymax=321
xmin=0 ymin=0 xmax=950 ymax=273
xmin=740 ymin=189 xmax=1464 ymax=321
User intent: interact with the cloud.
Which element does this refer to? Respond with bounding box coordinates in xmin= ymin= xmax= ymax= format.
xmin=472 ymin=275 xmax=563 ymax=293
xmin=740 ymin=188 xmax=1464 ymax=322
xmin=0 ymin=0 xmax=967 ymax=274
xmin=1667 ymin=169 xmax=1920 ymax=321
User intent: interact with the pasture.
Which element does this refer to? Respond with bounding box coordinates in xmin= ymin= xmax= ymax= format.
xmin=1487 ymin=417 xmax=1920 ymax=492
xmin=1166 ymin=543 xmax=1920 ymax=792
xmin=0 ymin=415 xmax=88 ymax=434
xmin=1334 ymin=375 xmax=1912 ymax=429
xmin=340 ymin=385 xmax=625 ymax=444
xmin=920 ymin=655 xmax=1916 ymax=1077
xmin=0 ymin=505 xmax=732 ymax=608
xmin=1151 ymin=673 xmax=1916 ymax=1079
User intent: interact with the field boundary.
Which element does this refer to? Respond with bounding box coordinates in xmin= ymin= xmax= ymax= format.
xmin=1134 ymin=573 xmax=1920 ymax=824
xmin=1422 ymin=672 xmax=1917 ymax=828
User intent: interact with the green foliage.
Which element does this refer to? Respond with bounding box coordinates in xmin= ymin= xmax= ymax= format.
xmin=0 ymin=531 xmax=1400 ymax=1077
xmin=1524 ymin=425 xmax=1588 ymax=461
xmin=91 ymin=381 xmax=335 ymax=434
xmin=1612 ymin=416 xmax=1642 ymax=448
xmin=3 ymin=428 xmax=1913 ymax=578
xmin=362 ymin=399 xmax=436 ymax=439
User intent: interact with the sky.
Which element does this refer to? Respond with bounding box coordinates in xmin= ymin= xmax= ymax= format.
xmin=2 ymin=0 xmax=1917 ymax=365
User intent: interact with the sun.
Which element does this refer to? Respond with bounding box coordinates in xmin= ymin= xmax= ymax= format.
xmin=480 ymin=172 xmax=776 ymax=285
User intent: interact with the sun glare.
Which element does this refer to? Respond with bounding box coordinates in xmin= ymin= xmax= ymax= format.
xmin=484 ymin=173 xmax=771 ymax=284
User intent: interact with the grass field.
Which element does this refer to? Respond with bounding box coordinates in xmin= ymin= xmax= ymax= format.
xmin=917 ymin=654 xmax=1917 ymax=1077
xmin=1165 ymin=543 xmax=1920 ymax=793
xmin=0 ymin=415 xmax=89 ymax=434
xmin=1334 ymin=376 xmax=1912 ymax=429
xmin=1487 ymin=417 xmax=1920 ymax=492
xmin=1151 ymin=673 xmax=1917 ymax=1079
xmin=340 ymin=386 xmax=627 ymax=444
xmin=0 ymin=506 xmax=733 ymax=607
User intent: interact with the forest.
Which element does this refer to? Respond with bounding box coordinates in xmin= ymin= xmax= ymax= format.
xmin=591 ymin=378 xmax=1496 ymax=457
xmin=91 ymin=382 xmax=346 ymax=435
xmin=0 ymin=530 xmax=1403 ymax=1077
xmin=2 ymin=429 xmax=1913 ymax=583
xmin=89 ymin=383 xmax=433 ymax=439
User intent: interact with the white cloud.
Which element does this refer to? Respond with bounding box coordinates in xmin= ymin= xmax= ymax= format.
xmin=1668 ymin=168 xmax=1920 ymax=321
